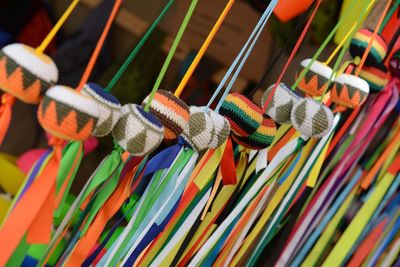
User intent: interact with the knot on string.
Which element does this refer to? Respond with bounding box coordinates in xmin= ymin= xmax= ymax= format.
xmin=1 ymin=93 xmax=15 ymax=106
xmin=48 ymin=136 xmax=65 ymax=159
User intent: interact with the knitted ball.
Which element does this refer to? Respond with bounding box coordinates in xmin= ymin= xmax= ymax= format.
xmin=291 ymin=97 xmax=333 ymax=139
xmin=359 ymin=63 xmax=389 ymax=93
xmin=82 ymin=83 xmax=121 ymax=137
xmin=296 ymin=59 xmax=333 ymax=97
xmin=349 ymin=29 xmax=388 ymax=66
xmin=232 ymin=115 xmax=276 ymax=150
xmin=112 ymin=104 xmax=164 ymax=156
xmin=182 ymin=106 xmax=215 ymax=151
xmin=207 ymin=109 xmax=230 ymax=149
xmin=0 ymin=43 xmax=58 ymax=104
xmin=261 ymin=83 xmax=300 ymax=125
xmin=219 ymin=93 xmax=263 ymax=137
xmin=389 ymin=50 xmax=400 ymax=78
xmin=142 ymin=90 xmax=190 ymax=140
xmin=38 ymin=85 xmax=100 ymax=141
xmin=331 ymin=74 xmax=369 ymax=109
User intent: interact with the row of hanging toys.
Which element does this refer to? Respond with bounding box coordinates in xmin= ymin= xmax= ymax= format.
xmin=0 ymin=0 xmax=123 ymax=265
xmin=274 ymin=1 xmax=400 ymax=266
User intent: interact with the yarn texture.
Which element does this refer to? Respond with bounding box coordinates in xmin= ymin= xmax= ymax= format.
xmin=207 ymin=109 xmax=230 ymax=149
xmin=331 ymin=73 xmax=369 ymax=109
xmin=296 ymin=59 xmax=333 ymax=97
xmin=349 ymin=29 xmax=388 ymax=66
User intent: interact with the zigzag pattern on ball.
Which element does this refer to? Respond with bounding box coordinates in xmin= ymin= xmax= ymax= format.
xmin=331 ymin=74 xmax=369 ymax=109
xmin=38 ymin=96 xmax=97 ymax=140
xmin=0 ymin=52 xmax=51 ymax=104
xmin=219 ymin=93 xmax=263 ymax=137
xmin=296 ymin=60 xmax=333 ymax=97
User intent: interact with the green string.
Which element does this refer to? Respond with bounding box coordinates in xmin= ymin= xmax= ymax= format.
xmin=291 ymin=0 xmax=374 ymax=91
xmin=144 ymin=0 xmax=199 ymax=111
xmin=105 ymin=0 xmax=175 ymax=92
xmin=379 ymin=0 xmax=400 ymax=33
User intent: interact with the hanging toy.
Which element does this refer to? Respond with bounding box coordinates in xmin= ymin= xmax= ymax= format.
xmin=359 ymin=63 xmax=389 ymax=93
xmin=331 ymin=73 xmax=370 ymax=109
xmin=207 ymin=109 xmax=230 ymax=149
xmin=113 ymin=104 xmax=164 ymax=156
xmin=182 ymin=106 xmax=215 ymax=151
xmin=291 ymin=97 xmax=334 ymax=139
xmin=296 ymin=58 xmax=333 ymax=97
xmin=81 ymin=83 xmax=121 ymax=137
xmin=261 ymin=83 xmax=300 ymax=125
xmin=349 ymin=28 xmax=388 ymax=67
xmin=389 ymin=49 xmax=400 ymax=78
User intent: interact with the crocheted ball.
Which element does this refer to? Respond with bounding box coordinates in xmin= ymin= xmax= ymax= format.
xmin=331 ymin=74 xmax=369 ymax=109
xmin=232 ymin=115 xmax=276 ymax=150
xmin=291 ymin=97 xmax=334 ymax=139
xmin=261 ymin=83 xmax=300 ymax=125
xmin=349 ymin=29 xmax=388 ymax=66
xmin=359 ymin=63 xmax=389 ymax=93
xmin=182 ymin=106 xmax=215 ymax=151
xmin=219 ymin=93 xmax=263 ymax=137
xmin=112 ymin=104 xmax=164 ymax=156
xmin=0 ymin=43 xmax=58 ymax=104
xmin=142 ymin=90 xmax=190 ymax=140
xmin=389 ymin=50 xmax=400 ymax=78
xmin=296 ymin=59 xmax=333 ymax=97
xmin=38 ymin=85 xmax=100 ymax=141
xmin=207 ymin=109 xmax=230 ymax=149
xmin=82 ymin=83 xmax=121 ymax=137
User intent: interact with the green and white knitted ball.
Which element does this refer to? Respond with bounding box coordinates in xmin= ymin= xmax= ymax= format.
xmin=261 ymin=83 xmax=300 ymax=125
xmin=291 ymin=97 xmax=333 ymax=139
xmin=207 ymin=109 xmax=230 ymax=149
xmin=112 ymin=104 xmax=164 ymax=156
xmin=182 ymin=106 xmax=215 ymax=151
xmin=82 ymin=83 xmax=121 ymax=137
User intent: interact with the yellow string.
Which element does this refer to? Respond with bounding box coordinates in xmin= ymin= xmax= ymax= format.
xmin=174 ymin=0 xmax=235 ymax=97
xmin=324 ymin=0 xmax=375 ymax=65
xmin=36 ymin=0 xmax=80 ymax=54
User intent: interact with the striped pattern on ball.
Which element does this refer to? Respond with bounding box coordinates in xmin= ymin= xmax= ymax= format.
xmin=38 ymin=85 xmax=100 ymax=141
xmin=219 ymin=93 xmax=263 ymax=137
xmin=296 ymin=59 xmax=333 ymax=97
xmin=0 ymin=44 xmax=57 ymax=104
xmin=331 ymin=74 xmax=369 ymax=109
xmin=291 ymin=97 xmax=333 ymax=139
xmin=232 ymin=115 xmax=276 ymax=150
xmin=349 ymin=29 xmax=388 ymax=66
xmin=82 ymin=83 xmax=121 ymax=137
xmin=261 ymin=83 xmax=300 ymax=125
xmin=142 ymin=90 xmax=190 ymax=140
xmin=359 ymin=64 xmax=389 ymax=93
xmin=182 ymin=106 xmax=215 ymax=151
xmin=113 ymin=104 xmax=164 ymax=156
xmin=207 ymin=109 xmax=230 ymax=149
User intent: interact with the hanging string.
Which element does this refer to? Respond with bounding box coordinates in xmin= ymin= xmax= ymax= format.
xmin=36 ymin=0 xmax=80 ymax=54
xmin=261 ymin=0 xmax=323 ymax=113
xmin=174 ymin=0 xmax=235 ymax=98
xmin=77 ymin=0 xmax=123 ymax=91
xmin=144 ymin=0 xmax=199 ymax=112
xmin=105 ymin=0 xmax=175 ymax=92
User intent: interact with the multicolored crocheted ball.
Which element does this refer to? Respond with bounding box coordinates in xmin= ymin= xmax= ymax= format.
xmin=349 ymin=29 xmax=388 ymax=66
xmin=112 ymin=104 xmax=164 ymax=156
xmin=142 ymin=90 xmax=190 ymax=140
xmin=82 ymin=83 xmax=121 ymax=137
xmin=359 ymin=64 xmax=389 ymax=93
xmin=296 ymin=59 xmax=333 ymax=97
xmin=0 ymin=43 xmax=58 ymax=104
xmin=219 ymin=93 xmax=263 ymax=137
xmin=261 ymin=83 xmax=300 ymax=125
xmin=38 ymin=85 xmax=100 ymax=141
xmin=331 ymin=74 xmax=369 ymax=109
xmin=389 ymin=50 xmax=400 ymax=78
xmin=207 ymin=109 xmax=230 ymax=149
xmin=182 ymin=106 xmax=215 ymax=151
xmin=232 ymin=115 xmax=276 ymax=150
xmin=291 ymin=97 xmax=333 ymax=139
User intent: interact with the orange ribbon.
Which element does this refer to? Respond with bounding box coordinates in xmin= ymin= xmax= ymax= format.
xmin=0 ymin=93 xmax=15 ymax=144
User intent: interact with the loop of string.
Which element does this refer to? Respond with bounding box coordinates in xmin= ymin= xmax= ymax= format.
xmin=36 ymin=0 xmax=80 ymax=54
xmin=174 ymin=0 xmax=236 ymax=98
xmin=77 ymin=0 xmax=123 ymax=91
xmin=144 ymin=0 xmax=199 ymax=112
xmin=261 ymin=0 xmax=323 ymax=113
xmin=105 ymin=0 xmax=175 ymax=93
xmin=210 ymin=0 xmax=279 ymax=112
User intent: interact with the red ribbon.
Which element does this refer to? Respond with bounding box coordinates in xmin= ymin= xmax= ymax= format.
xmin=220 ymin=137 xmax=237 ymax=185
